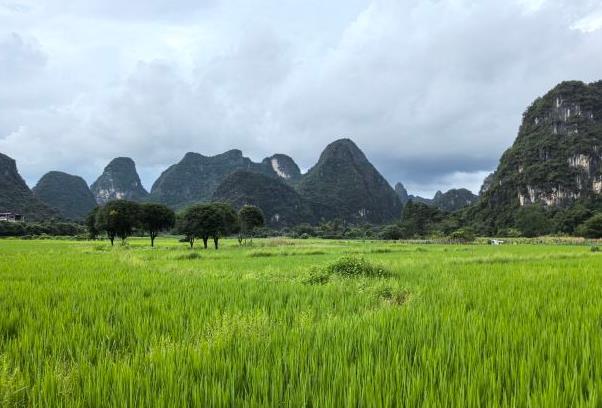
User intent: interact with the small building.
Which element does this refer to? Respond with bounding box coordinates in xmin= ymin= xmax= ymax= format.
xmin=490 ymin=239 xmax=505 ymax=245
xmin=0 ymin=212 xmax=24 ymax=223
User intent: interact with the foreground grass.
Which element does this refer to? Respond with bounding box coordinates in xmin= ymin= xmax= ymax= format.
xmin=1 ymin=238 xmax=602 ymax=406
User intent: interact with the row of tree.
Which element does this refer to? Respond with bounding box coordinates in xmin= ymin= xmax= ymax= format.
xmin=87 ymin=201 xmax=265 ymax=247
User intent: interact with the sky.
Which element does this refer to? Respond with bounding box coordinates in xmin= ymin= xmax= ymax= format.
xmin=1 ymin=0 xmax=602 ymax=197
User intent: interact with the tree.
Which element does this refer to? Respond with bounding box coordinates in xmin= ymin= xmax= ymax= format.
xmin=238 ymin=205 xmax=264 ymax=244
xmin=177 ymin=203 xmax=238 ymax=249
xmin=553 ymin=204 xmax=592 ymax=235
xmin=576 ymin=213 xmax=602 ymax=238
xmin=140 ymin=203 xmax=175 ymax=247
xmin=379 ymin=224 xmax=404 ymax=240
xmin=210 ymin=203 xmax=239 ymax=249
xmin=95 ymin=200 xmax=141 ymax=246
xmin=448 ymin=228 xmax=476 ymax=243
xmin=400 ymin=201 xmax=444 ymax=238
xmin=85 ymin=207 xmax=100 ymax=240
xmin=515 ymin=206 xmax=552 ymax=237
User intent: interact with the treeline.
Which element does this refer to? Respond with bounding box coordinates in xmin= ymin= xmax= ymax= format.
xmin=0 ymin=220 xmax=86 ymax=238
xmin=87 ymin=201 xmax=265 ymax=247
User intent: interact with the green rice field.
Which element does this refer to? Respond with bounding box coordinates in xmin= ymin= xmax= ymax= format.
xmin=1 ymin=238 xmax=602 ymax=406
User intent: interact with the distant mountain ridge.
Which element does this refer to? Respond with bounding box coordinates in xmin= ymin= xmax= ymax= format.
xmin=149 ymin=150 xmax=298 ymax=209
xmin=395 ymin=182 xmax=477 ymax=212
xmin=2 ymin=139 xmax=484 ymax=225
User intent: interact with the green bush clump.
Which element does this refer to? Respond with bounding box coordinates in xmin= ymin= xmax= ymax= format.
xmin=325 ymin=256 xmax=390 ymax=278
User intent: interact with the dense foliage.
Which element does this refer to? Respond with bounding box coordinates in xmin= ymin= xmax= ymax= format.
xmin=139 ymin=203 xmax=176 ymax=247
xmin=95 ymin=200 xmax=142 ymax=246
xmin=176 ymin=203 xmax=239 ymax=249
xmin=238 ymin=205 xmax=264 ymax=244
xmin=0 ymin=220 xmax=85 ymax=237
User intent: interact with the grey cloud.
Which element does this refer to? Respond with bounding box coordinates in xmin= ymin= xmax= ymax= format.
xmin=1 ymin=0 xmax=602 ymax=197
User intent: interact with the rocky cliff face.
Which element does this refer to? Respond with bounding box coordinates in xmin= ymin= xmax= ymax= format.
xmin=395 ymin=183 xmax=410 ymax=205
xmin=476 ymin=80 xmax=602 ymax=226
xmin=90 ymin=157 xmax=148 ymax=204
xmin=212 ymin=170 xmax=318 ymax=227
xmin=262 ymin=154 xmax=302 ymax=183
xmin=0 ymin=153 xmax=57 ymax=220
xmin=297 ymin=139 xmax=402 ymax=223
xmin=431 ymin=188 xmax=478 ymax=212
xmin=33 ymin=171 xmax=97 ymax=220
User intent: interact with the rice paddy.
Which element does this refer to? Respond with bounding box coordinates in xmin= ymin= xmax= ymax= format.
xmin=1 ymin=238 xmax=602 ymax=406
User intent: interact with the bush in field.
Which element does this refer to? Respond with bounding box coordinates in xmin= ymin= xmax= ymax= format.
xmin=449 ymin=228 xmax=476 ymax=243
xmin=576 ymin=213 xmax=602 ymax=239
xmin=95 ymin=200 xmax=141 ymax=246
xmin=238 ymin=205 xmax=264 ymax=244
xmin=379 ymin=224 xmax=405 ymax=240
xmin=140 ymin=203 xmax=175 ymax=247
xmin=325 ymin=256 xmax=390 ymax=278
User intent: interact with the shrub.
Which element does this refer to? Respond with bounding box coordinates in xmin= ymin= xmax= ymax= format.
xmin=449 ymin=228 xmax=476 ymax=243
xmin=325 ymin=256 xmax=390 ymax=278
xmin=379 ymin=224 xmax=405 ymax=240
xmin=576 ymin=214 xmax=602 ymax=239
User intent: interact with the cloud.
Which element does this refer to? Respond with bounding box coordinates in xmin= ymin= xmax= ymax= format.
xmin=1 ymin=0 xmax=602 ymax=197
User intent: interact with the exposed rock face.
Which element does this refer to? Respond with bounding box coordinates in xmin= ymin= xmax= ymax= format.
xmin=431 ymin=188 xmax=478 ymax=212
xmin=262 ymin=154 xmax=302 ymax=183
xmin=33 ymin=171 xmax=97 ymax=220
xmin=90 ymin=157 xmax=148 ymax=204
xmin=475 ymin=80 xmax=602 ymax=226
xmin=479 ymin=172 xmax=496 ymax=196
xmin=212 ymin=170 xmax=318 ymax=227
xmin=297 ymin=139 xmax=402 ymax=223
xmin=395 ymin=182 xmax=410 ymax=205
xmin=0 ymin=152 xmax=57 ymax=220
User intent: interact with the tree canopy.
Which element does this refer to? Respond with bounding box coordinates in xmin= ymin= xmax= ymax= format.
xmin=140 ymin=203 xmax=175 ymax=247
xmin=95 ymin=200 xmax=141 ymax=245
xmin=238 ymin=205 xmax=264 ymax=244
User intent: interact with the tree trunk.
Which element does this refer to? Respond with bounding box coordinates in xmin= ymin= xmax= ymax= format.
xmin=150 ymin=232 xmax=156 ymax=247
xmin=202 ymin=236 xmax=208 ymax=249
xmin=214 ymin=236 xmax=219 ymax=250
xmin=189 ymin=237 xmax=194 ymax=249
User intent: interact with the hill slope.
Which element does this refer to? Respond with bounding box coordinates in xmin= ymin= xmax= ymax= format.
xmin=212 ymin=170 xmax=318 ymax=227
xmin=150 ymin=150 xmax=298 ymax=209
xmin=297 ymin=139 xmax=402 ymax=223
xmin=0 ymin=153 xmax=57 ymax=220
xmin=33 ymin=171 xmax=97 ymax=220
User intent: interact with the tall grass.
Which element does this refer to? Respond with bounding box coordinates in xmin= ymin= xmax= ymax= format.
xmin=0 ymin=238 xmax=601 ymax=406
